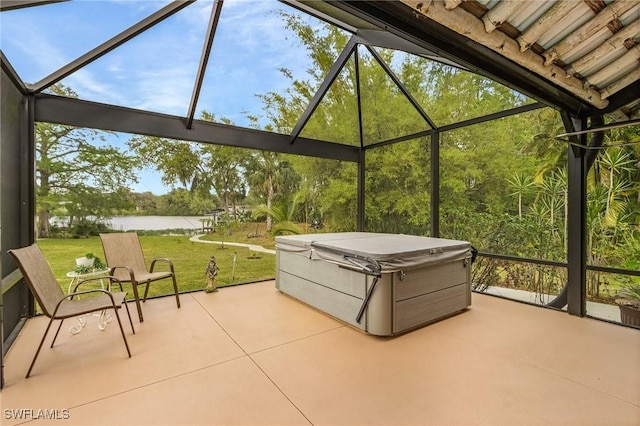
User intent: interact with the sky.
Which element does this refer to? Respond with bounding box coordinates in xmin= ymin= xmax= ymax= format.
xmin=0 ymin=0 xmax=327 ymax=195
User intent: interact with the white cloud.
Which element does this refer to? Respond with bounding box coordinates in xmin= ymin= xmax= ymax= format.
xmin=2 ymin=0 xmax=320 ymax=117
xmin=2 ymin=0 xmax=341 ymax=194
xmin=1 ymin=16 xmax=71 ymax=84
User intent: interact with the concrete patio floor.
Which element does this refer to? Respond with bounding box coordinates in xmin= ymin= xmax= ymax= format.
xmin=1 ymin=281 xmax=639 ymax=425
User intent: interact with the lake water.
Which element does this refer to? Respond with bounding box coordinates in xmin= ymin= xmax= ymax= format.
xmin=107 ymin=216 xmax=208 ymax=231
xmin=51 ymin=215 xmax=214 ymax=231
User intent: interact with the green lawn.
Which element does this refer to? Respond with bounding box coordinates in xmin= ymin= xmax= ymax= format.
xmin=37 ymin=233 xmax=276 ymax=299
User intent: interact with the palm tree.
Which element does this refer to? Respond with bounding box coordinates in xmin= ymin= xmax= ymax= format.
xmin=252 ymin=196 xmax=302 ymax=235
xmin=248 ymin=152 xmax=279 ymax=232
xmin=597 ymin=148 xmax=634 ymax=227
xmin=527 ymin=109 xmax=566 ymax=181
xmin=506 ymin=172 xmax=535 ymax=219
xmin=246 ymin=152 xmax=298 ymax=232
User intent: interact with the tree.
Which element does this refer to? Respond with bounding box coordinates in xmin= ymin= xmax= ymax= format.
xmin=257 ymin=12 xmax=537 ymax=234
xmin=126 ymin=191 xmax=157 ymax=213
xmin=245 ymin=151 xmax=298 ymax=232
xmin=252 ymin=195 xmax=302 ymax=235
xmin=155 ymin=188 xmax=215 ymax=215
xmin=128 ymin=112 xmax=250 ymax=216
xmin=210 ymin=146 xmax=247 ymax=219
xmin=251 ymin=10 xmax=640 ymax=305
xmin=365 ymin=139 xmax=431 ymax=234
xmin=597 ymin=148 xmax=635 ymax=227
xmin=64 ymin=187 xmax=133 ymax=227
xmin=36 ymin=84 xmax=138 ymax=237
xmin=127 ymin=136 xmax=209 ymax=194
xmin=287 ymin=155 xmax=356 ymax=231
xmin=507 ymin=173 xmax=535 ymax=219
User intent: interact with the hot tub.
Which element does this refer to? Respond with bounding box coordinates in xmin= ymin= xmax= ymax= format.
xmin=275 ymin=232 xmax=473 ymax=336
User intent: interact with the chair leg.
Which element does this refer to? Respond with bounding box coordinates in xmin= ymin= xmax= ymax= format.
xmin=123 ymin=301 xmax=135 ymax=334
xmin=142 ymin=280 xmax=151 ymax=302
xmin=131 ymin=282 xmax=144 ymax=323
xmin=172 ymin=274 xmax=181 ymax=309
xmin=112 ymin=308 xmax=132 ymax=358
xmin=27 ymin=317 xmax=56 ymax=378
xmin=50 ymin=319 xmax=65 ymax=348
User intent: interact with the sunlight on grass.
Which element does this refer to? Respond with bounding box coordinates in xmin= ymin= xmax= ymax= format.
xmin=37 ymin=234 xmax=276 ymax=299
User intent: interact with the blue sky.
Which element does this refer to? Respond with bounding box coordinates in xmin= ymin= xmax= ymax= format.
xmin=0 ymin=0 xmax=326 ymax=194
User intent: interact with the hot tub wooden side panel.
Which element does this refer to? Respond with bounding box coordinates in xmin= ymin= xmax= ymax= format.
xmin=394 ymin=260 xmax=469 ymax=302
xmin=276 ymin=250 xmax=366 ymax=298
xmin=277 ymin=274 xmax=367 ymax=331
xmin=277 ymin=250 xmax=369 ymax=330
xmin=276 ymin=245 xmax=472 ymax=336
xmin=395 ymin=283 xmax=469 ymax=332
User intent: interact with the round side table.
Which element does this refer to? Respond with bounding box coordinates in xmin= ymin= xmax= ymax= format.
xmin=66 ymin=269 xmax=111 ymax=334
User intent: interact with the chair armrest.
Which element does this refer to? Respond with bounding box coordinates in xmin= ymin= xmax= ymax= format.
xmin=55 ymin=288 xmax=118 ymax=313
xmin=150 ymin=258 xmax=175 ymax=274
xmin=72 ymin=276 xmax=126 ymax=293
xmin=108 ymin=265 xmax=136 ymax=282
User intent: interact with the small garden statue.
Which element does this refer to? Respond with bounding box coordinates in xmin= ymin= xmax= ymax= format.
xmin=205 ymin=256 xmax=220 ymax=293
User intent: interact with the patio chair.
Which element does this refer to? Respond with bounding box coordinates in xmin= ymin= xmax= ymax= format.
xmin=8 ymin=244 xmax=134 ymax=378
xmin=100 ymin=232 xmax=180 ymax=322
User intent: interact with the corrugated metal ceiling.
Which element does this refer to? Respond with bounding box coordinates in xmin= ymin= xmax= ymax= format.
xmin=301 ymin=0 xmax=640 ymax=123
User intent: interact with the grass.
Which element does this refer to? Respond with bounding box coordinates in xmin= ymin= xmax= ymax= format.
xmin=37 ymin=231 xmax=276 ymax=300
xmin=198 ymin=221 xmax=321 ymax=250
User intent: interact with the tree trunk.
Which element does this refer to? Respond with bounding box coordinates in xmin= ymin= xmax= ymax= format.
xmin=37 ymin=171 xmax=51 ymax=238
xmin=37 ymin=209 xmax=50 ymax=238
xmin=518 ymin=194 xmax=522 ymax=219
xmin=266 ymin=175 xmax=274 ymax=232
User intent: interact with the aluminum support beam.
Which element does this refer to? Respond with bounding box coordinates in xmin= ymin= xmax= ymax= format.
xmin=599 ymin=80 xmax=640 ymax=115
xmin=365 ymin=129 xmax=435 ymax=151
xmin=186 ymin=0 xmax=223 ymax=129
xmin=24 ymin=95 xmax=36 ymax=321
xmin=0 ymin=0 xmax=66 ymax=11
xmin=364 ymin=102 xmax=545 ymax=151
xmin=290 ymin=36 xmax=358 ymax=144
xmin=22 ymin=96 xmax=35 ymax=248
xmin=555 ymin=117 xmax=640 ymax=138
xmin=330 ymin=1 xmax=596 ymax=117
xmin=30 ymin=1 xmax=194 ymax=93
xmin=356 ymin=29 xmax=465 ymax=70
xmin=0 ymin=52 xmax=27 ymax=95
xmin=34 ymin=94 xmax=360 ymax=162
xmin=564 ymin=113 xmax=587 ymax=317
xmin=355 ymin=47 xmax=365 ymax=231
xmin=548 ymin=114 xmax=604 ymax=311
xmin=583 ymin=115 xmax=604 ymax=172
xmin=439 ymin=102 xmax=547 ymax=133
xmin=354 ymin=45 xmax=364 ymax=148
xmin=602 ymin=69 xmax=640 ymax=102
xmin=430 ymin=131 xmax=440 ymax=237
xmin=365 ymin=45 xmax=437 ymax=130
xmin=280 ymin=0 xmax=358 ymax=33
xmin=357 ymin=149 xmax=366 ymax=232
